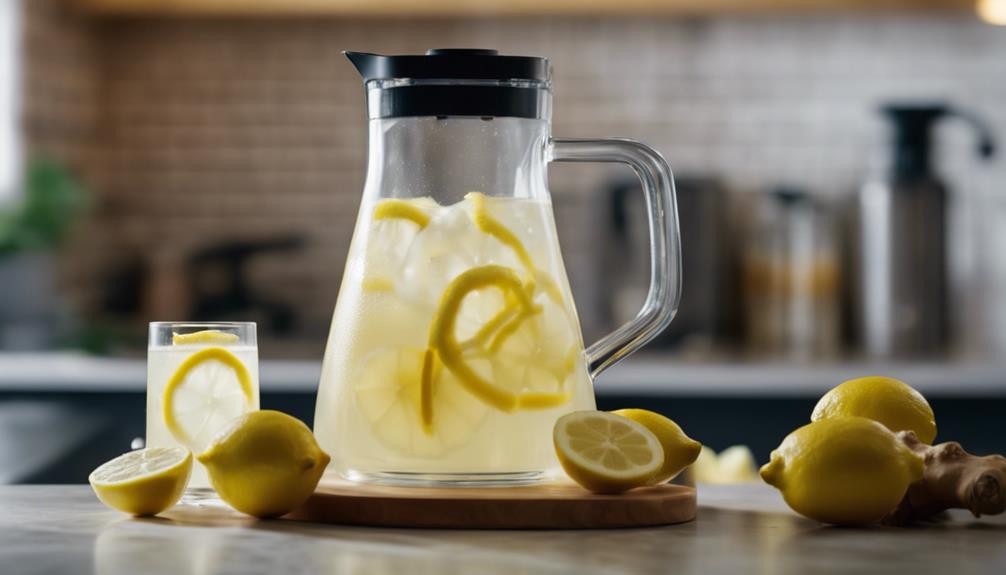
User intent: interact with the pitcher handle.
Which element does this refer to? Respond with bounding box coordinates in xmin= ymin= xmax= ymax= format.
xmin=549 ymin=138 xmax=682 ymax=379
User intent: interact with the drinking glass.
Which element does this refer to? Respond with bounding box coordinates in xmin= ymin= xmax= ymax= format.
xmin=146 ymin=322 xmax=259 ymax=491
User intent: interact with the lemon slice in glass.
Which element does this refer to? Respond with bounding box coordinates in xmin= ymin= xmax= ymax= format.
xmin=353 ymin=347 xmax=487 ymax=456
xmin=89 ymin=446 xmax=192 ymax=516
xmin=163 ymin=347 xmax=255 ymax=453
xmin=171 ymin=330 xmax=238 ymax=346
xmin=553 ymin=411 xmax=664 ymax=494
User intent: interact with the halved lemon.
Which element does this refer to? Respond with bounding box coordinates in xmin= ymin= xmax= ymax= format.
xmin=163 ymin=347 xmax=255 ymax=453
xmin=353 ymin=347 xmax=488 ymax=456
xmin=171 ymin=330 xmax=239 ymax=346
xmin=89 ymin=446 xmax=192 ymax=516
xmin=554 ymin=411 xmax=664 ymax=494
xmin=611 ymin=409 xmax=702 ymax=484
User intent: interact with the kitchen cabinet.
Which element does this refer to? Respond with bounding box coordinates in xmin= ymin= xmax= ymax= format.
xmin=77 ymin=0 xmax=970 ymax=17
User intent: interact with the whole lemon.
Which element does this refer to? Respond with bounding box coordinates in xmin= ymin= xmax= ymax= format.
xmin=812 ymin=376 xmax=936 ymax=444
xmin=611 ymin=409 xmax=701 ymax=484
xmin=198 ymin=410 xmax=330 ymax=518
xmin=760 ymin=416 xmax=924 ymax=525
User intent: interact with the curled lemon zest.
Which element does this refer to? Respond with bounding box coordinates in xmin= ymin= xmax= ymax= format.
xmin=172 ymin=330 xmax=239 ymax=345
xmin=420 ymin=348 xmax=436 ymax=434
xmin=517 ymin=391 xmax=573 ymax=410
xmin=468 ymin=192 xmax=536 ymax=273
xmin=374 ymin=199 xmax=431 ymax=228
xmin=427 ymin=265 xmax=535 ymax=413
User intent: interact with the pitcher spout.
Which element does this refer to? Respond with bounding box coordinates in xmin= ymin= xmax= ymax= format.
xmin=344 ymin=51 xmax=383 ymax=83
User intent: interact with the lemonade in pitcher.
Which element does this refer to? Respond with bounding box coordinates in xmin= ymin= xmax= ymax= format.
xmin=314 ymin=50 xmax=680 ymax=486
xmin=315 ymin=192 xmax=595 ymax=482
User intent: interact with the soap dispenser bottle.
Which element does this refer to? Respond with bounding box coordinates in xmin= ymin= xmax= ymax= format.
xmin=854 ymin=104 xmax=994 ymax=358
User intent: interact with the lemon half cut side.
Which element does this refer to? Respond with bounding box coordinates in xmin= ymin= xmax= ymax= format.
xmin=554 ymin=411 xmax=664 ymax=494
xmin=89 ymin=446 xmax=192 ymax=516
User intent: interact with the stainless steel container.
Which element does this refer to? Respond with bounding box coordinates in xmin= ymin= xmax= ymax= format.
xmin=854 ymin=104 xmax=994 ymax=357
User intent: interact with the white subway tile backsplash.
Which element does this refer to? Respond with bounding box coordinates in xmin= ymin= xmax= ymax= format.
xmin=20 ymin=4 xmax=1006 ymax=335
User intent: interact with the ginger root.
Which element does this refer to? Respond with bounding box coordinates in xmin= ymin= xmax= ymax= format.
xmin=883 ymin=431 xmax=1006 ymax=526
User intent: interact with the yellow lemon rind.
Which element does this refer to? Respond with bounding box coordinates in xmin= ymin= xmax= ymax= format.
xmin=172 ymin=330 xmax=239 ymax=346
xmin=374 ymin=198 xmax=431 ymax=228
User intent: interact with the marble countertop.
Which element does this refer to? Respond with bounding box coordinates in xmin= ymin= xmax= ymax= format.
xmin=2 ymin=484 xmax=1004 ymax=575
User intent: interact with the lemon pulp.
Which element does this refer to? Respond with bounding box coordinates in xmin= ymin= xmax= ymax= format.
xmin=553 ymin=411 xmax=664 ymax=494
xmin=89 ymin=446 xmax=192 ymax=516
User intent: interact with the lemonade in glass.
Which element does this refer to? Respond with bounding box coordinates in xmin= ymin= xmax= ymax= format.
xmin=146 ymin=322 xmax=259 ymax=489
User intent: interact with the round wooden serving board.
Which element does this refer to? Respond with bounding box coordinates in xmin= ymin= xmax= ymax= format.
xmin=286 ymin=480 xmax=696 ymax=529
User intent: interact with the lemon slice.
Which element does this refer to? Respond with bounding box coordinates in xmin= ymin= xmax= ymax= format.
xmin=353 ymin=347 xmax=487 ymax=456
xmin=488 ymin=295 xmax=579 ymax=408
xmin=172 ymin=330 xmax=239 ymax=346
xmin=163 ymin=347 xmax=255 ymax=453
xmin=89 ymin=447 xmax=192 ymax=516
xmin=399 ymin=201 xmax=511 ymax=306
xmin=554 ymin=411 xmax=664 ymax=494
xmin=363 ymin=197 xmax=439 ymax=293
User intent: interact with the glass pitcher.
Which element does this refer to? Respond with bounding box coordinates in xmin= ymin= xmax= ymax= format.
xmin=315 ymin=49 xmax=682 ymax=486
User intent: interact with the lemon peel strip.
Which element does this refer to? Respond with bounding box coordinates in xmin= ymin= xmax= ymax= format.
xmin=428 ymin=265 xmax=535 ymax=412
xmin=420 ymin=348 xmax=436 ymax=434
xmin=468 ymin=192 xmax=536 ymax=273
xmin=517 ymin=391 xmax=572 ymax=410
xmin=172 ymin=330 xmax=239 ymax=345
xmin=374 ymin=199 xmax=431 ymax=228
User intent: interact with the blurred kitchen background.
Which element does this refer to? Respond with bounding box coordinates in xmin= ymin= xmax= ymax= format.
xmin=2 ymin=0 xmax=1005 ymax=483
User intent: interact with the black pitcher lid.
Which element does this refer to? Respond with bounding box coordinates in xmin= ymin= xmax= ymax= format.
xmin=346 ymin=49 xmax=551 ymax=84
xmin=345 ymin=49 xmax=552 ymax=119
